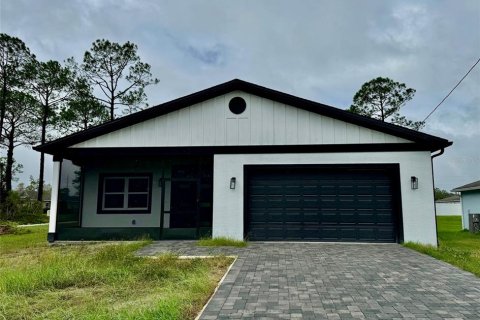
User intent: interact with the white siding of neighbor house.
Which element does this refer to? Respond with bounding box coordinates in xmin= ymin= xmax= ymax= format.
xmin=71 ymin=91 xmax=411 ymax=149
xmin=461 ymin=190 xmax=480 ymax=229
xmin=435 ymin=202 xmax=461 ymax=216
xmin=212 ymin=151 xmax=437 ymax=246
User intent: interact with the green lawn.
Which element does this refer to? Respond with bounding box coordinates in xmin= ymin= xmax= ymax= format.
xmin=0 ymin=226 xmax=233 ymax=320
xmin=197 ymin=236 xmax=248 ymax=247
xmin=404 ymin=216 xmax=480 ymax=277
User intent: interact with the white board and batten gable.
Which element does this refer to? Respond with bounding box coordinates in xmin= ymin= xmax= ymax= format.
xmin=71 ymin=91 xmax=412 ymax=149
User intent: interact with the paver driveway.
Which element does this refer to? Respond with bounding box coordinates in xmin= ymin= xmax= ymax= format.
xmin=137 ymin=242 xmax=480 ymax=319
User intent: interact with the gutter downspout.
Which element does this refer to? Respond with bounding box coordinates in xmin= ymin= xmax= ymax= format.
xmin=431 ymin=148 xmax=445 ymax=247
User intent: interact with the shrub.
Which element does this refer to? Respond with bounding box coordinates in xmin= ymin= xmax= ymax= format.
xmin=0 ymin=191 xmax=44 ymax=222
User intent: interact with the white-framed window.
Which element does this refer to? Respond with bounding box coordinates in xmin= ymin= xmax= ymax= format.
xmin=99 ymin=174 xmax=151 ymax=213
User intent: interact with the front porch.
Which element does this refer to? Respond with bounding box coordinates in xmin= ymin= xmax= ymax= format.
xmin=49 ymin=151 xmax=214 ymax=241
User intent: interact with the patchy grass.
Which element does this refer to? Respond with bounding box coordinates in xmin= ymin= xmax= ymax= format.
xmin=0 ymin=226 xmax=234 ymax=320
xmin=0 ymin=221 xmax=17 ymax=235
xmin=404 ymin=216 xmax=480 ymax=277
xmin=0 ymin=225 xmax=49 ymax=252
xmin=198 ymin=237 xmax=248 ymax=247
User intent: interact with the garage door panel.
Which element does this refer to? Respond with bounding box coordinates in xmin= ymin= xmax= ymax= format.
xmin=376 ymin=200 xmax=394 ymax=209
xmin=357 ymin=228 xmax=376 ymax=241
xmin=339 ymin=228 xmax=357 ymax=240
xmin=285 ymin=226 xmax=303 ymax=239
xmin=376 ymin=211 xmax=395 ymax=223
xmin=338 ymin=210 xmax=356 ymax=223
xmin=357 ymin=185 xmax=374 ymax=193
xmin=302 ymin=227 xmax=323 ymax=240
xmin=375 ymin=186 xmax=393 ymax=194
xmin=320 ymin=186 xmax=336 ymax=194
xmin=320 ymin=227 xmax=342 ymax=240
xmin=300 ymin=211 xmax=317 ymax=222
xmin=377 ymin=227 xmax=396 ymax=241
xmin=321 ymin=211 xmax=339 ymax=223
xmin=247 ymin=166 xmax=400 ymax=242
xmin=283 ymin=186 xmax=302 ymax=195
xmin=357 ymin=211 xmax=375 ymax=223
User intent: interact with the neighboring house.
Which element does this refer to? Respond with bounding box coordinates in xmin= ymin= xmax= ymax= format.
xmin=35 ymin=79 xmax=452 ymax=245
xmin=435 ymin=195 xmax=461 ymax=216
xmin=452 ymin=180 xmax=480 ymax=230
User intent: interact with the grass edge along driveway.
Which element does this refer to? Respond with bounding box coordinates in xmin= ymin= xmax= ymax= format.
xmin=404 ymin=216 xmax=480 ymax=277
xmin=0 ymin=225 xmax=234 ymax=320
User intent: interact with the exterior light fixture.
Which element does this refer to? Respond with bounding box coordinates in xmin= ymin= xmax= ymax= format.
xmin=230 ymin=177 xmax=236 ymax=189
xmin=411 ymin=176 xmax=418 ymax=190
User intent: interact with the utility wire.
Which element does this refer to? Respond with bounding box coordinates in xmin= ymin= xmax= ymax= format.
xmin=423 ymin=57 xmax=480 ymax=122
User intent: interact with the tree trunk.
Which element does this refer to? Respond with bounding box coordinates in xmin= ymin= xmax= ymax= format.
xmin=380 ymin=101 xmax=385 ymax=122
xmin=0 ymin=78 xmax=7 ymax=203
xmin=0 ymin=79 xmax=6 ymax=140
xmin=0 ymin=162 xmax=4 ymax=204
xmin=37 ymin=103 xmax=48 ymax=201
xmin=110 ymin=96 xmax=114 ymax=121
xmin=5 ymin=124 xmax=14 ymax=192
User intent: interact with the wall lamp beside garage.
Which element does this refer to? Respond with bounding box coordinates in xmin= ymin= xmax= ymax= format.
xmin=230 ymin=177 xmax=236 ymax=190
xmin=411 ymin=176 xmax=419 ymax=190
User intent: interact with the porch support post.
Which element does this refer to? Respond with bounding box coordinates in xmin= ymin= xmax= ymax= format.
xmin=47 ymin=158 xmax=62 ymax=242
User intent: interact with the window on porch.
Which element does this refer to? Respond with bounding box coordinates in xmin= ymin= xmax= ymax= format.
xmin=98 ymin=174 xmax=152 ymax=213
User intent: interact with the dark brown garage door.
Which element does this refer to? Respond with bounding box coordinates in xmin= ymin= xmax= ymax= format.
xmin=246 ymin=165 xmax=401 ymax=242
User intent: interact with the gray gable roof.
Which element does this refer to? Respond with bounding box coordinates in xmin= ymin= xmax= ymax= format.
xmin=452 ymin=180 xmax=480 ymax=192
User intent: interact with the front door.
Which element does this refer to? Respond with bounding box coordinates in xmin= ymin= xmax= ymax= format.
xmin=161 ymin=159 xmax=213 ymax=239
xmin=170 ymin=167 xmax=198 ymax=229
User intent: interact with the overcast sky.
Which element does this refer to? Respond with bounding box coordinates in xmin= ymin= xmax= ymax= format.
xmin=1 ymin=0 xmax=479 ymax=190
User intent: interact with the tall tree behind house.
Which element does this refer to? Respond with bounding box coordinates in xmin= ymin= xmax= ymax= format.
xmin=348 ymin=77 xmax=424 ymax=130
xmin=68 ymin=39 xmax=159 ymax=120
xmin=27 ymin=60 xmax=72 ymax=201
xmin=0 ymin=34 xmax=35 ymax=202
xmin=1 ymin=91 xmax=39 ymax=192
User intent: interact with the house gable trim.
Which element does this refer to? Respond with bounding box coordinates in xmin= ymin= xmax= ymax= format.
xmin=34 ymin=79 xmax=452 ymax=154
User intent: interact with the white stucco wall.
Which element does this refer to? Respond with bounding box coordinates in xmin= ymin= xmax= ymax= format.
xmin=461 ymin=190 xmax=480 ymax=229
xmin=212 ymin=151 xmax=437 ymax=245
xmin=435 ymin=202 xmax=461 ymax=216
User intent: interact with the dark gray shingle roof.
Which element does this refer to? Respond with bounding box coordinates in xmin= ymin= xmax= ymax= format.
xmin=452 ymin=180 xmax=480 ymax=192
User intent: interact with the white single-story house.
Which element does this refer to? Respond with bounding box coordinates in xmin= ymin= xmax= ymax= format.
xmin=35 ymin=79 xmax=452 ymax=245
xmin=435 ymin=195 xmax=461 ymax=216
xmin=452 ymin=180 xmax=480 ymax=230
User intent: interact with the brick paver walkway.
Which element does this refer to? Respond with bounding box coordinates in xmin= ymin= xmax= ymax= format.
xmin=136 ymin=242 xmax=480 ymax=319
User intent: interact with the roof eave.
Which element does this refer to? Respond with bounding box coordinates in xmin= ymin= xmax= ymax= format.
xmin=451 ymin=187 xmax=480 ymax=192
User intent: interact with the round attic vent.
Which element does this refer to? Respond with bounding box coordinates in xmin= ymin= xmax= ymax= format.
xmin=229 ymin=97 xmax=246 ymax=115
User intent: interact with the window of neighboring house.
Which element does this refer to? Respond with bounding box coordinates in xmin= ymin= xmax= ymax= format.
xmin=98 ymin=174 xmax=152 ymax=213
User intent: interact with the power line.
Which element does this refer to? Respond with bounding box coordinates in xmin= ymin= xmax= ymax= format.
xmin=423 ymin=57 xmax=480 ymax=122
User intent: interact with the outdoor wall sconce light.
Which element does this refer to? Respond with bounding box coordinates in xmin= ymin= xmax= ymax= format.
xmin=411 ymin=176 xmax=418 ymax=190
xmin=230 ymin=177 xmax=236 ymax=189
